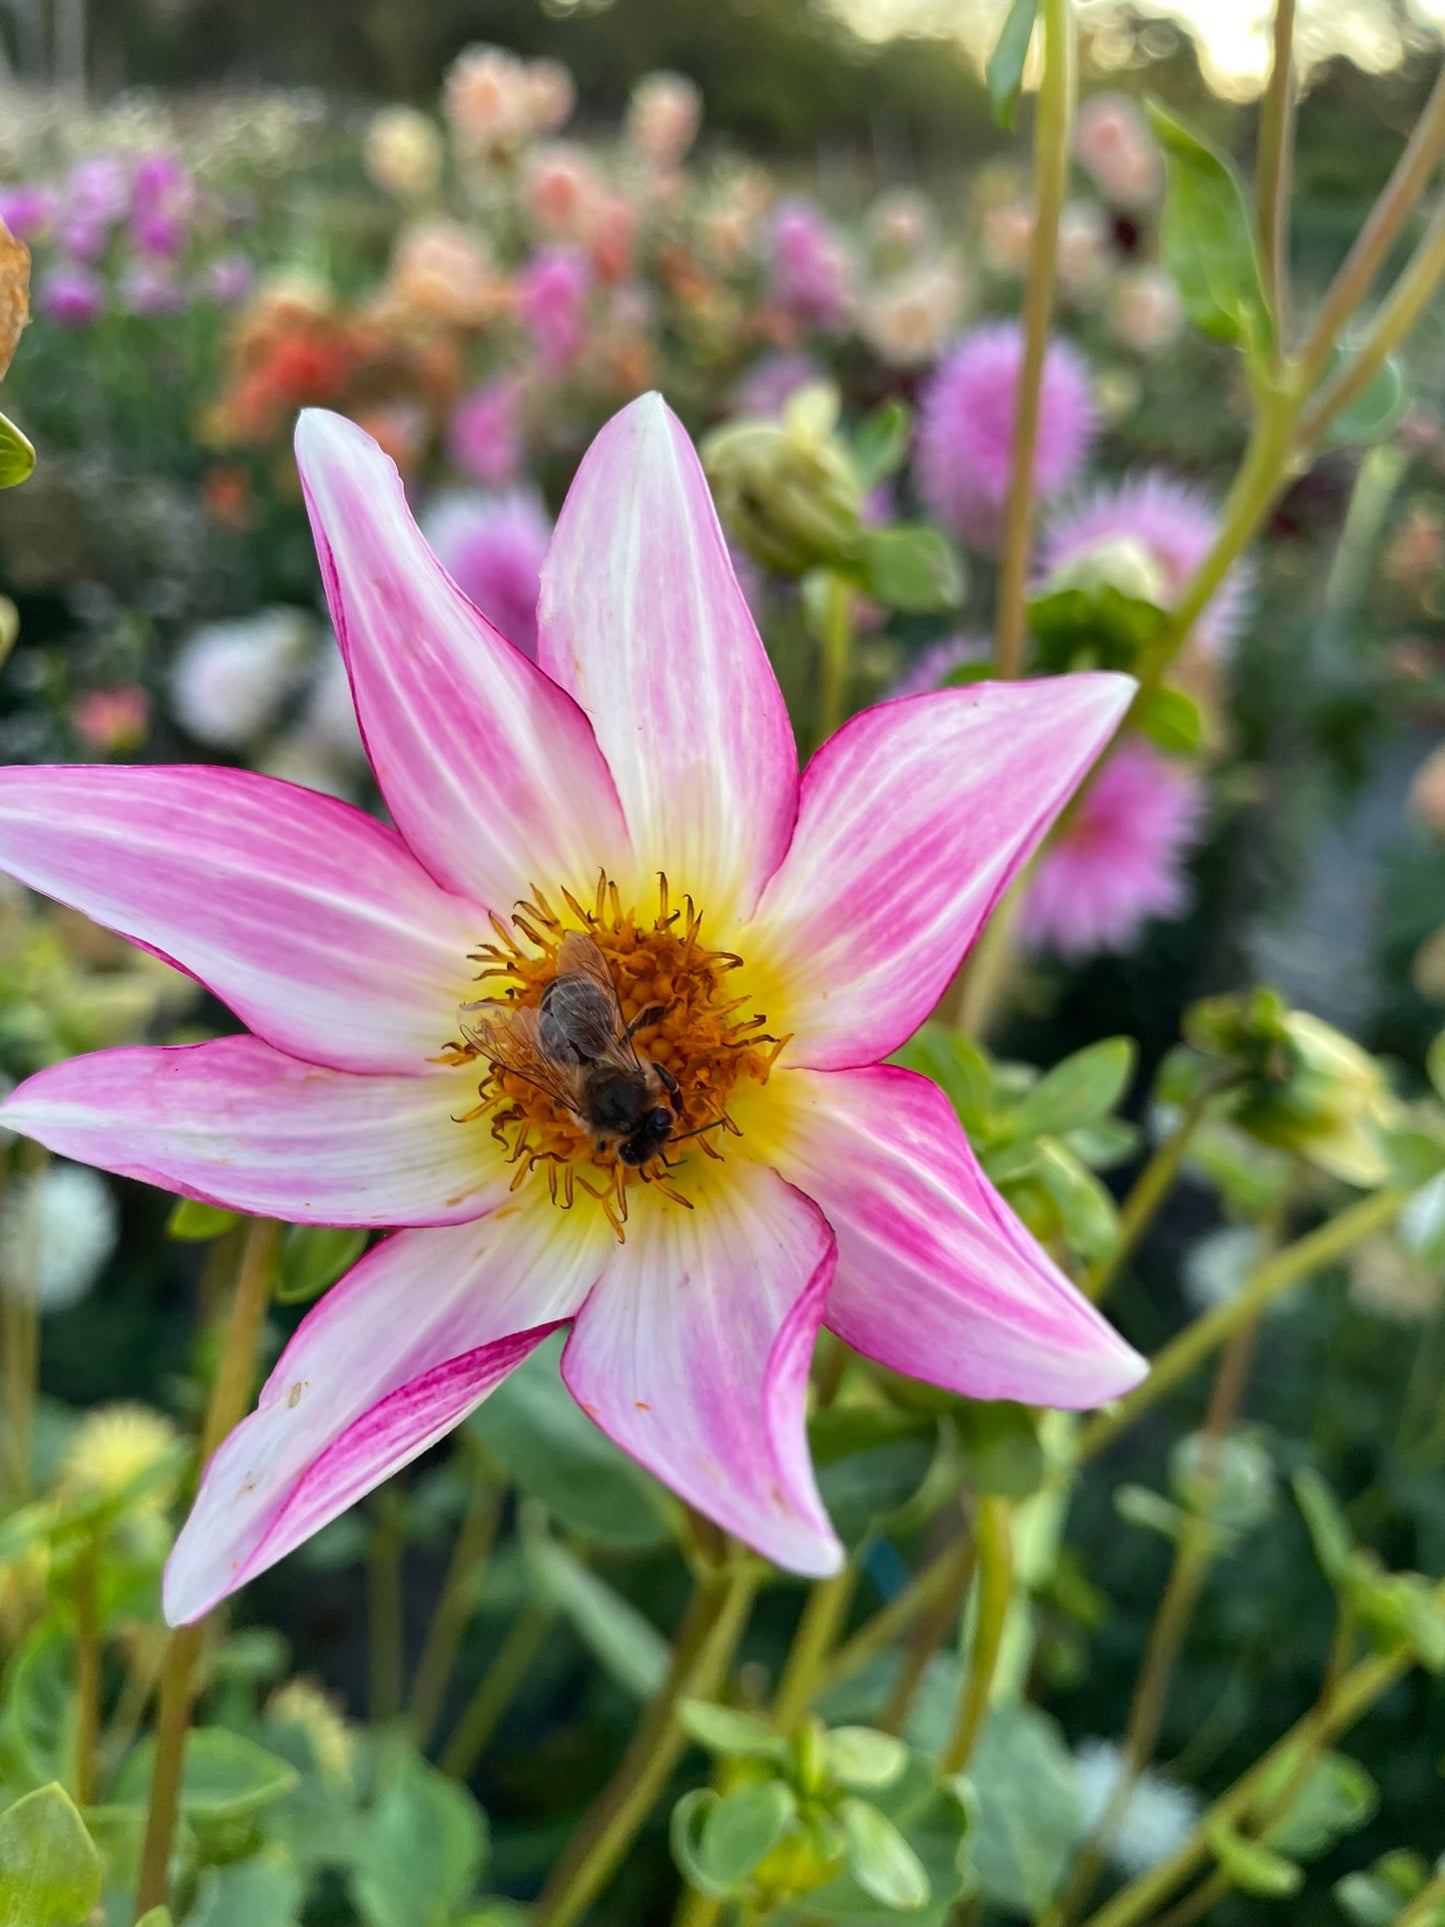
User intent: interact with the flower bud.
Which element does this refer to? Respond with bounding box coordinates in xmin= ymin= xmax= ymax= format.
xmin=701 ymin=384 xmax=864 ymax=577
xmin=1039 ymin=532 xmax=1169 ymax=608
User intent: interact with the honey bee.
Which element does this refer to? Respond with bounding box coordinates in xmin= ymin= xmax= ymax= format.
xmin=462 ymin=931 xmax=685 ymax=1167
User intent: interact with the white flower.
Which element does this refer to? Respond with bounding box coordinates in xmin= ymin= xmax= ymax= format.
xmin=298 ymin=641 xmax=366 ymax=767
xmin=169 ymin=609 xmax=313 ymax=749
xmin=1074 ymin=1739 xmax=1199 ymax=1876
xmin=2 ymin=1161 xmax=119 ymax=1312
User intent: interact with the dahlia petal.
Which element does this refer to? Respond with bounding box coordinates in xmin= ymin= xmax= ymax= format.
xmin=746 ymin=675 xmax=1134 ymax=1069
xmin=295 ymin=408 xmax=631 ymax=909
xmin=1 ymin=1037 xmax=502 ymax=1226
xmin=773 ymin=1064 xmax=1146 ymax=1406
xmin=163 ymin=1202 xmax=611 ymax=1623
xmin=537 ymin=393 xmax=798 ymax=919
xmin=0 ymin=765 xmax=476 ymax=1074
xmin=561 ymin=1163 xmax=841 ymax=1576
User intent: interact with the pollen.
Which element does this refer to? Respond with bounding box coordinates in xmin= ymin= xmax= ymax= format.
xmin=439 ymin=873 xmax=787 ymax=1240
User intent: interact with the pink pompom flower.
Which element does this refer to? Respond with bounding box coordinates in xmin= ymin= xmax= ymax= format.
xmin=0 ymin=396 xmax=1142 ymax=1620
xmin=1020 ymin=737 xmax=1206 ymax=960
xmin=518 ymin=246 xmax=593 ymax=373
xmin=768 ymin=199 xmax=854 ymax=333
xmin=1042 ymin=471 xmax=1252 ymax=657
xmin=915 ymin=321 xmax=1096 ymax=551
xmin=38 ymin=263 xmax=105 ymax=328
xmin=447 ymin=378 xmax=524 ymax=487
xmin=421 ymin=488 xmax=551 ymax=659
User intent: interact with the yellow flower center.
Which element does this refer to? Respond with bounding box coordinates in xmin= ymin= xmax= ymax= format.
xmin=440 ymin=874 xmax=785 ymax=1239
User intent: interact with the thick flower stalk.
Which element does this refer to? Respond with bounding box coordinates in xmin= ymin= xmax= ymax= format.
xmin=0 ymin=395 xmax=1143 ymax=1623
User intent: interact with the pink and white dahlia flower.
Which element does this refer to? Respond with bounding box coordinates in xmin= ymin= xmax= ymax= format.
xmin=0 ymin=396 xmax=1143 ymax=1623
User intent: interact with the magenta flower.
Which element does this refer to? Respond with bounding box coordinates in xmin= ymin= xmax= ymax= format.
xmin=420 ymin=488 xmax=551 ymax=660
xmin=448 ymin=378 xmax=524 ymax=486
xmin=38 ymin=263 xmax=105 ymax=328
xmin=768 ymin=199 xmax=854 ymax=332
xmin=0 ymin=397 xmax=1143 ymax=1621
xmin=1019 ymin=737 xmax=1205 ymax=960
xmin=519 ymin=246 xmax=592 ymax=373
xmin=1042 ymin=471 xmax=1253 ymax=657
xmin=915 ymin=321 xmax=1096 ymax=552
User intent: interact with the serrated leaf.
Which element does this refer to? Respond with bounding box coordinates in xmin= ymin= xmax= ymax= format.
xmin=700 ymin=1780 xmax=797 ymax=1889
xmin=1009 ymin=1039 xmax=1135 ymax=1142
xmin=1146 ymin=102 xmax=1273 ymax=358
xmin=840 ymin=1797 xmax=931 ymax=1910
xmin=678 ymin=1700 xmax=789 ymax=1762
xmin=0 ymin=1782 xmax=102 ymax=1925
xmin=1204 ymin=1816 xmax=1302 ymax=1896
xmin=275 ymin=1224 xmax=368 ymax=1304
xmin=987 ymin=0 xmax=1039 ymax=129
xmin=823 ymin=1728 xmax=911 ymax=1791
xmin=0 ymin=413 xmax=34 ymax=489
xmin=167 ymin=1198 xmax=241 ymax=1242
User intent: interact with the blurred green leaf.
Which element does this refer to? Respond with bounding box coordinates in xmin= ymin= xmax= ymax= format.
xmin=166 ymin=1198 xmax=241 ymax=1242
xmin=952 ymin=1401 xmax=1045 ymax=1500
xmin=469 ymin=1335 xmax=671 ymax=1547
xmin=966 ymin=1704 xmax=1078 ymax=1914
xmin=1293 ymin=1469 xmax=1355 ymax=1583
xmin=134 ymin=1912 xmax=173 ymax=1926
xmin=6 ymin=1626 xmax=73 ymax=1787
xmin=840 ymin=1797 xmax=931 ymax=1910
xmin=0 ymin=413 xmax=34 ymax=489
xmin=853 ymin=526 xmax=965 ymax=613
xmin=700 ymin=1781 xmax=798 ymax=1890
xmin=0 ymin=1782 xmax=102 ymax=1925
xmin=275 ymin=1225 xmax=368 ymax=1304
xmin=852 ymin=400 xmax=912 ymax=488
xmin=1204 ymin=1816 xmax=1302 ymax=1896
xmin=524 ymin=1533 xmax=668 ymax=1699
xmin=1034 ymin=1142 xmax=1119 ymax=1264
xmin=986 ymin=0 xmax=1039 ymax=129
xmin=1027 ymin=583 xmax=1167 ymax=675
xmin=351 ymin=1750 xmax=487 ymax=1927
xmin=189 ymin=1851 xmax=304 ymax=1927
xmin=1008 ymin=1039 xmax=1135 ymax=1142
xmin=115 ymin=1729 xmax=298 ymax=1825
xmin=1116 ymin=1485 xmax=1188 ymax=1542
xmin=672 ymin=1790 xmax=731 ymax=1901
xmin=1428 ymin=1031 xmax=1445 ymax=1106
xmin=895 ymin=1024 xmax=992 ymax=1133
xmin=1253 ymin=1749 xmax=1377 ymax=1858
xmin=823 ymin=1728 xmax=910 ymax=1792
xmin=1137 ymin=685 xmax=1204 ymax=755
xmin=1326 ymin=356 xmax=1410 ymax=448
xmin=678 ymin=1701 xmax=789 ymax=1763
xmin=1147 ymin=102 xmax=1273 ymax=357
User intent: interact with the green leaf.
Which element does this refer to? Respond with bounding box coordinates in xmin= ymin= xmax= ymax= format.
xmin=840 ymin=1797 xmax=931 ymax=1911
xmin=1027 ymin=583 xmax=1167 ymax=675
xmin=167 ymin=1198 xmax=241 ymax=1242
xmin=189 ymin=1851 xmax=304 ymax=1927
xmin=1033 ymin=1141 xmax=1120 ymax=1264
xmin=1115 ymin=1485 xmax=1187 ymax=1542
xmin=699 ymin=1780 xmax=797 ymax=1889
xmin=469 ymin=1334 xmax=670 ymax=1546
xmin=275 ymin=1225 xmax=368 ymax=1304
xmin=1382 ymin=1125 xmax=1445 ymax=1190
xmin=966 ymin=1704 xmax=1079 ymax=1914
xmin=1428 ymin=1031 xmax=1445 ymax=1106
xmin=1146 ymin=102 xmax=1273 ymax=358
xmin=852 ymin=400 xmax=913 ymax=488
xmin=1137 ymin=685 xmax=1204 ymax=755
xmin=0 ymin=413 xmax=34 ymax=489
xmin=952 ymin=1401 xmax=1045 ymax=1500
xmin=1292 ymin=1468 xmax=1354 ymax=1583
xmin=351 ymin=1750 xmax=487 ymax=1927
xmin=5 ymin=1625 xmax=73 ymax=1787
xmin=1326 ymin=355 xmax=1410 ymax=448
xmin=1252 ymin=1749 xmax=1377 ymax=1858
xmin=854 ymin=526 xmax=965 ymax=613
xmin=115 ymin=1729 xmax=298 ymax=1825
xmin=525 ymin=1533 xmax=669 ymax=1699
xmin=893 ymin=1023 xmax=991 ymax=1133
xmin=0 ymin=1783 xmax=102 ymax=1926
xmin=986 ymin=0 xmax=1039 ymax=129
xmin=135 ymin=1913 xmax=174 ymax=1926
xmin=672 ymin=1790 xmax=731 ymax=1901
xmin=678 ymin=1700 xmax=789 ymax=1763
xmin=823 ymin=1728 xmax=911 ymax=1792
xmin=1008 ymin=1039 xmax=1135 ymax=1142
xmin=1203 ymin=1816 xmax=1302 ymax=1896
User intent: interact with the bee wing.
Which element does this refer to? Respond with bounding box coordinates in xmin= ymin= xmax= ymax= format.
xmin=552 ymin=931 xmax=647 ymax=1074
xmin=461 ymin=1001 xmax=588 ymax=1113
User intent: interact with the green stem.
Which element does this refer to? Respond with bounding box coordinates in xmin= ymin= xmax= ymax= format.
xmin=772 ymin=1566 xmax=858 ymax=1731
xmin=671 ymin=1885 xmax=727 ymax=1927
xmin=879 ymin=1530 xmax=975 ymax=1736
xmin=1297 ymin=62 xmax=1445 ymax=390
xmin=409 ymin=1471 xmax=503 ymax=1750
xmin=940 ymin=1496 xmax=1013 ymax=1774
xmin=994 ymin=0 xmax=1075 ymax=678
xmin=816 ymin=571 xmax=855 ymax=746
xmin=1299 ymin=194 xmax=1445 ymax=444
xmin=1256 ymin=0 xmax=1297 ymax=345
xmin=439 ymin=1604 xmax=551 ymax=1780
xmin=820 ymin=1541 xmax=976 ymax=1693
xmin=1393 ymin=1867 xmax=1445 ymax=1927
xmin=1078 ymin=1598 xmax=1440 ymax=1927
xmin=1084 ymin=1085 xmax=1218 ymax=1305
xmin=1 ymin=1143 xmax=43 ymax=1501
xmin=135 ymin=1217 xmax=279 ymax=1920
xmin=534 ymin=1557 xmax=759 ymax=1927
xmin=1077 ymin=1187 xmax=1407 ymax=1466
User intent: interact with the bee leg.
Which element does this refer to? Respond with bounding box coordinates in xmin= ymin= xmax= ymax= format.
xmin=654 ymin=1061 xmax=684 ymax=1115
xmin=626 ymin=1002 xmax=669 ymax=1038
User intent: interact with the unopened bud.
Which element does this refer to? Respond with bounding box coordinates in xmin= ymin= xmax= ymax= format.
xmin=702 ymin=383 xmax=863 ymax=577
xmin=1040 ymin=532 xmax=1168 ymax=608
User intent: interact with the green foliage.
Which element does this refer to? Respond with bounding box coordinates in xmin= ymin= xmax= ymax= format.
xmin=0 ymin=413 xmax=34 ymax=488
xmin=350 ymin=1749 xmax=487 ymax=1927
xmin=1146 ymin=101 xmax=1275 ymax=362
xmin=166 ymin=1199 xmax=241 ymax=1242
xmin=985 ymin=0 xmax=1039 ymax=129
xmin=964 ymin=1704 xmax=1078 ymax=1916
xmin=851 ymin=527 xmax=965 ymax=614
xmin=0 ymin=1783 xmax=102 ymax=1926
xmin=275 ymin=1225 xmax=368 ymax=1304
xmin=523 ymin=1529 xmax=669 ymax=1698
